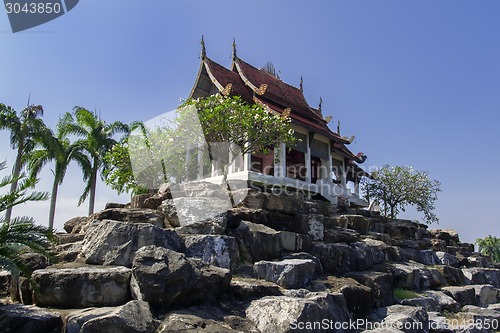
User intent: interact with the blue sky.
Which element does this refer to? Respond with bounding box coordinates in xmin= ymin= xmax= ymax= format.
xmin=1 ymin=1 xmax=499 ymax=243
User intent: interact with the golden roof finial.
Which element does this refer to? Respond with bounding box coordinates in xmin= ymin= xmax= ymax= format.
xmin=337 ymin=120 xmax=341 ymax=135
xmin=300 ymin=76 xmax=303 ymax=92
xmin=232 ymin=38 xmax=237 ymax=59
xmin=319 ymin=96 xmax=323 ymax=112
xmin=200 ymin=35 xmax=206 ymax=59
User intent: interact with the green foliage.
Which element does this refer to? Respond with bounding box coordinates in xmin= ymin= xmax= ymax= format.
xmin=61 ymin=107 xmax=130 ymax=214
xmin=0 ymin=161 xmax=56 ymax=277
xmin=362 ymin=165 xmax=441 ymax=224
xmin=393 ymin=288 xmax=420 ymax=301
xmin=180 ymin=95 xmax=296 ymax=180
xmin=28 ymin=112 xmax=92 ymax=228
xmin=0 ymin=103 xmax=48 ymax=222
xmin=476 ymin=235 xmax=500 ymax=263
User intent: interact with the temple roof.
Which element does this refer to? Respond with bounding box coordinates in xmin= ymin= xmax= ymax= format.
xmin=189 ymin=44 xmax=367 ymax=165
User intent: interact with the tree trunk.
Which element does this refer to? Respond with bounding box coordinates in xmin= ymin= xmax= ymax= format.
xmin=48 ymin=175 xmax=59 ymax=229
xmin=88 ymin=158 xmax=98 ymax=216
xmin=5 ymin=141 xmax=24 ymax=223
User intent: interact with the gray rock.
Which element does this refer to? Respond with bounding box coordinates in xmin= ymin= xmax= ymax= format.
xmin=174 ymin=215 xmax=227 ymax=234
xmin=311 ymin=242 xmax=355 ymax=275
xmin=0 ymin=270 xmax=11 ymax=297
xmin=263 ymin=192 xmax=304 ymax=215
xmin=0 ymin=304 xmax=63 ymax=333
xmin=343 ymin=215 xmax=371 ymax=235
xmin=487 ymin=303 xmax=500 ymax=312
xmin=279 ymin=231 xmax=313 ymax=253
xmin=64 ymin=216 xmax=88 ymax=234
xmin=424 ymin=290 xmax=460 ymax=312
xmin=323 ymin=227 xmax=361 ymax=244
xmin=351 ymin=241 xmax=385 ymax=271
xmin=89 ymin=208 xmax=166 ymax=228
xmin=253 ymin=259 xmax=316 ymax=289
xmin=416 ymin=250 xmax=437 ymax=266
xmin=374 ymin=305 xmax=429 ymax=333
xmin=56 ymin=233 xmax=85 ymax=245
xmin=246 ymin=292 xmax=354 ymax=333
xmin=463 ymin=268 xmax=500 ymax=288
xmin=391 ymin=263 xmax=433 ymax=291
xmin=65 ymin=300 xmax=156 ymax=333
xmin=462 ymin=304 xmax=500 ymax=323
xmin=295 ymin=214 xmax=325 ymax=241
xmin=441 ymin=286 xmax=476 ymax=307
xmin=434 ymin=265 xmax=467 ymax=286
xmin=81 ymin=220 xmax=184 ymax=267
xmin=160 ymin=197 xmax=232 ymax=227
xmin=157 ymin=306 xmax=255 ymax=333
xmin=230 ymin=278 xmax=282 ymax=300
xmin=401 ymin=297 xmax=440 ymax=312
xmin=231 ymin=221 xmax=283 ymax=262
xmin=435 ymin=251 xmax=460 ymax=267
xmin=282 ymin=252 xmax=323 ymax=276
xmin=347 ymin=271 xmax=394 ymax=307
xmin=471 ymin=284 xmax=500 ymax=307
xmin=184 ymin=234 xmax=239 ymax=270
xmin=32 ymin=265 xmax=131 ymax=308
xmin=131 ymin=246 xmax=231 ymax=310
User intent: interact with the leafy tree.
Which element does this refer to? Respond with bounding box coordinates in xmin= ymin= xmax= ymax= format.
xmin=476 ymin=235 xmax=500 ymax=263
xmin=362 ymin=165 xmax=441 ymax=224
xmin=180 ymin=95 xmax=296 ymax=182
xmin=62 ymin=107 xmax=129 ymax=215
xmin=28 ymin=113 xmax=91 ymax=228
xmin=0 ymin=160 xmax=56 ymax=277
xmin=103 ymin=121 xmax=150 ymax=196
xmin=0 ymin=103 xmax=47 ymax=222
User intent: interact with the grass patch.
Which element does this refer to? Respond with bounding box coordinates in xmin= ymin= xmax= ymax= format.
xmin=393 ymin=288 xmax=420 ymax=300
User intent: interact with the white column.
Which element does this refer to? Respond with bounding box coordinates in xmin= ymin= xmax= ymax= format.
xmin=305 ymin=136 xmax=311 ymax=183
xmin=326 ymin=145 xmax=333 ymax=183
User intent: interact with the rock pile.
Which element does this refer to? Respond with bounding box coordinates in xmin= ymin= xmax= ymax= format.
xmin=1 ymin=181 xmax=499 ymax=333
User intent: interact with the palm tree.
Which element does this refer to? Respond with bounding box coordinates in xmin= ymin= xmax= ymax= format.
xmin=0 ymin=160 xmax=56 ymax=277
xmin=28 ymin=113 xmax=91 ymax=229
xmin=0 ymin=103 xmax=47 ymax=223
xmin=476 ymin=235 xmax=500 ymax=263
xmin=63 ymin=107 xmax=129 ymax=215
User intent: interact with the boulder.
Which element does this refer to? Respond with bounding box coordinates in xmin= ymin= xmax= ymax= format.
xmin=441 ymin=286 xmax=476 ymax=307
xmin=160 ymin=197 xmax=232 ymax=227
xmin=157 ymin=306 xmax=254 ymax=333
xmin=416 ymin=250 xmax=437 ymax=266
xmin=81 ymin=220 xmax=184 ymax=267
xmin=104 ymin=202 xmax=127 ymax=209
xmin=471 ymin=284 xmax=500 ymax=307
xmin=32 ymin=265 xmax=131 ymax=308
xmin=295 ymin=214 xmax=325 ymax=241
xmin=56 ymin=233 xmax=85 ymax=245
xmin=429 ymin=229 xmax=460 ymax=246
xmin=19 ymin=253 xmax=47 ymax=272
xmin=347 ymin=271 xmax=394 ymax=307
xmin=323 ymin=227 xmax=361 ymax=244
xmin=391 ymin=263 xmax=434 ymax=291
xmin=231 ymin=221 xmax=283 ymax=262
xmin=184 ymin=234 xmax=239 ymax=270
xmin=435 ymin=251 xmax=460 ymax=267
xmin=65 ymin=300 xmax=156 ymax=333
xmin=461 ymin=305 xmax=500 ymax=324
xmin=434 ymin=265 xmax=467 ymax=286
xmin=0 ymin=304 xmax=63 ymax=333
xmin=351 ymin=242 xmax=385 ymax=271
xmin=64 ymin=216 xmax=88 ymax=234
xmin=401 ymin=297 xmax=440 ymax=312
xmin=230 ymin=277 xmax=282 ymax=300
xmin=282 ymin=252 xmax=323 ymax=276
xmin=226 ymin=207 xmax=270 ymax=229
xmin=88 ymin=208 xmax=166 ymax=228
xmin=253 ymin=259 xmax=316 ymax=289
xmin=263 ymin=192 xmax=304 ymax=215
xmin=311 ymin=242 xmax=355 ymax=275
xmin=424 ymin=290 xmax=460 ymax=312
xmin=372 ymin=305 xmax=429 ymax=333
xmin=174 ymin=214 xmax=227 ymax=234
xmin=245 ymin=292 xmax=354 ymax=333
xmin=279 ymin=231 xmax=313 ymax=252
xmin=463 ymin=268 xmax=500 ymax=288
xmin=343 ymin=215 xmax=371 ymax=235
xmin=131 ymin=246 xmax=231 ymax=310
xmin=0 ymin=270 xmax=11 ymax=297
xmin=130 ymin=193 xmax=152 ymax=208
